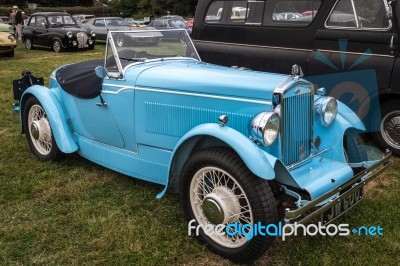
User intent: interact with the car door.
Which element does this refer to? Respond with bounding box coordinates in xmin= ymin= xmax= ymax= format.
xmin=93 ymin=19 xmax=107 ymax=41
xmin=308 ymin=0 xmax=397 ymax=130
xmin=32 ymin=15 xmax=48 ymax=47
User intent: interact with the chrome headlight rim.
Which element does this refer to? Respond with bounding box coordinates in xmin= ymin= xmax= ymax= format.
xmin=90 ymin=31 xmax=96 ymax=37
xmin=315 ymin=97 xmax=338 ymax=127
xmin=250 ymin=112 xmax=280 ymax=147
xmin=67 ymin=31 xmax=73 ymax=38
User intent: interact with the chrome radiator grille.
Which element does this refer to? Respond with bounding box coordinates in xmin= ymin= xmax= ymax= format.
xmin=281 ymin=87 xmax=313 ymax=166
xmin=76 ymin=32 xmax=88 ymax=46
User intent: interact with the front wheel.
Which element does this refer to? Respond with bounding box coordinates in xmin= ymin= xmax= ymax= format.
xmin=23 ymin=97 xmax=62 ymax=161
xmin=25 ymin=38 xmax=33 ymax=50
xmin=179 ymin=147 xmax=278 ymax=263
xmin=373 ymin=100 xmax=400 ymax=156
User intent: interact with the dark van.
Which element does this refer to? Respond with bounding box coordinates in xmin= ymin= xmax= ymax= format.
xmin=192 ymin=0 xmax=400 ymax=155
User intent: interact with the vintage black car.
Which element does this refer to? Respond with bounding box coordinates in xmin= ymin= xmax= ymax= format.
xmin=22 ymin=12 xmax=95 ymax=52
xmin=193 ymin=0 xmax=400 ymax=156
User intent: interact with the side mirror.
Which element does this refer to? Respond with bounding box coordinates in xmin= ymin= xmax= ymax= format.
xmin=95 ymin=66 xmax=108 ymax=79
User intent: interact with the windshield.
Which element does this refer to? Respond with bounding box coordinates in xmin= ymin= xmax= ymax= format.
xmin=48 ymin=15 xmax=76 ymax=26
xmin=105 ymin=29 xmax=200 ymax=76
xmin=169 ymin=19 xmax=186 ymax=27
xmin=105 ymin=18 xmax=129 ymax=27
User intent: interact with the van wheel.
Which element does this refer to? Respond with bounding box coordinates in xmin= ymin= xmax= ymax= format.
xmin=180 ymin=147 xmax=278 ymax=264
xmin=373 ymin=100 xmax=400 ymax=156
xmin=23 ymin=97 xmax=62 ymax=161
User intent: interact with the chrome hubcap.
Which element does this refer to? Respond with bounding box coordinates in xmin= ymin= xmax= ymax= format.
xmin=382 ymin=111 xmax=400 ymax=149
xmin=30 ymin=121 xmax=40 ymax=140
xmin=202 ymin=198 xmax=224 ymax=224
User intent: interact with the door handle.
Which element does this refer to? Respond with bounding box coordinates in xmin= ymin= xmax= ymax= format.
xmin=390 ymin=35 xmax=395 ymax=54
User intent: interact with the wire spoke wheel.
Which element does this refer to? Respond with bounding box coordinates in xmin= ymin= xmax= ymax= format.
xmin=190 ymin=166 xmax=252 ymax=248
xmin=23 ymin=97 xmax=62 ymax=161
xmin=180 ymin=147 xmax=278 ymax=263
xmin=28 ymin=105 xmax=53 ymax=155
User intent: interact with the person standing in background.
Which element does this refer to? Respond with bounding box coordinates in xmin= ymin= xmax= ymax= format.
xmin=9 ymin=7 xmax=16 ymax=32
xmin=14 ymin=5 xmax=23 ymax=40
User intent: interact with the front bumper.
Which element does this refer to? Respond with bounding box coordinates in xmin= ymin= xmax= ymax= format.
xmin=284 ymin=149 xmax=391 ymax=225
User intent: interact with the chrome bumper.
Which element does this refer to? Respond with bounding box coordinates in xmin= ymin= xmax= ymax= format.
xmin=284 ymin=149 xmax=391 ymax=225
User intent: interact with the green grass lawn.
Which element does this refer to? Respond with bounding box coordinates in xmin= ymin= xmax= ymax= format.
xmin=0 ymin=42 xmax=399 ymax=265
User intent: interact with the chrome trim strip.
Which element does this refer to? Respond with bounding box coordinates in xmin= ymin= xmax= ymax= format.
xmin=195 ymin=40 xmax=394 ymax=58
xmin=101 ymin=85 xmax=272 ymax=105
xmin=135 ymin=87 xmax=272 ymax=105
xmin=193 ymin=40 xmax=312 ymax=52
xmin=284 ymin=150 xmax=391 ymax=224
xmin=287 ymin=147 xmax=332 ymax=171
xmin=317 ymin=49 xmax=394 ymax=58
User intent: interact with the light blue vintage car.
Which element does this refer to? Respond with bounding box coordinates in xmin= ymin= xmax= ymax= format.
xmin=12 ymin=29 xmax=391 ymax=263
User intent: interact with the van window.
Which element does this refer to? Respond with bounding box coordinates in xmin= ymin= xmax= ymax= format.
xmin=205 ymin=0 xmax=265 ymax=25
xmin=271 ymin=0 xmax=321 ymax=26
xmin=325 ymin=0 xmax=391 ymax=30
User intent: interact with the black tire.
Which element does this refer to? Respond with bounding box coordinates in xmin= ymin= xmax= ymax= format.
xmin=23 ymin=97 xmax=63 ymax=161
xmin=372 ymin=100 xmax=400 ymax=156
xmin=52 ymin=39 xmax=63 ymax=53
xmin=179 ymin=147 xmax=278 ymax=264
xmin=25 ymin=37 xmax=33 ymax=50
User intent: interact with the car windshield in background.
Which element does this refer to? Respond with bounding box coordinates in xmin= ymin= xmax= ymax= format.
xmin=105 ymin=18 xmax=130 ymax=27
xmin=48 ymin=15 xmax=76 ymax=26
xmin=105 ymin=29 xmax=200 ymax=74
xmin=169 ymin=19 xmax=186 ymax=27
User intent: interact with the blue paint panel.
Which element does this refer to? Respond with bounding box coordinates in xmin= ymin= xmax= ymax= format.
xmin=290 ymin=157 xmax=354 ymax=199
xmin=57 ymin=88 xmax=125 ymax=148
xmin=76 ymin=135 xmax=170 ymax=185
xmin=135 ymin=60 xmax=287 ymax=100
xmin=135 ymin=89 xmax=272 ymax=151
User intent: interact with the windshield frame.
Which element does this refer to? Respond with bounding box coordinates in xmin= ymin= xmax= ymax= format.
xmin=104 ymin=29 xmax=201 ymax=78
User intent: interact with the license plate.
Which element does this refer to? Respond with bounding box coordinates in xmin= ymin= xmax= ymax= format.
xmin=78 ymin=44 xmax=88 ymax=48
xmin=320 ymin=187 xmax=363 ymax=224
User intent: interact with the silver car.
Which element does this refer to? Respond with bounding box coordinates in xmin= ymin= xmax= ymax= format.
xmin=82 ymin=17 xmax=162 ymax=46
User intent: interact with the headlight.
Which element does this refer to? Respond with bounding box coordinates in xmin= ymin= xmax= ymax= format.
xmin=250 ymin=112 xmax=280 ymax=146
xmin=90 ymin=31 xmax=96 ymax=37
xmin=314 ymin=97 xmax=338 ymax=127
xmin=67 ymin=31 xmax=73 ymax=38
xmin=8 ymin=34 xmax=16 ymax=41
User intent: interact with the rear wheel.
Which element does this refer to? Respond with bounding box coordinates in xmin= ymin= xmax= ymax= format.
xmin=52 ymin=39 xmax=63 ymax=53
xmin=373 ymin=100 xmax=400 ymax=156
xmin=23 ymin=97 xmax=62 ymax=161
xmin=25 ymin=38 xmax=33 ymax=50
xmin=180 ymin=147 xmax=278 ymax=263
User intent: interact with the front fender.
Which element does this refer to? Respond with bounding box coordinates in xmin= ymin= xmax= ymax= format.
xmin=21 ymin=85 xmax=78 ymax=153
xmin=157 ymin=123 xmax=277 ymax=198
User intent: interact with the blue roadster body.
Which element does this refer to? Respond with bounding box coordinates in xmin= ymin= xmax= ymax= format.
xmin=12 ymin=29 xmax=391 ymax=263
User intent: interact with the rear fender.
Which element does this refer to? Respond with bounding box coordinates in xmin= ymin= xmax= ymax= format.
xmin=21 ymin=85 xmax=78 ymax=153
